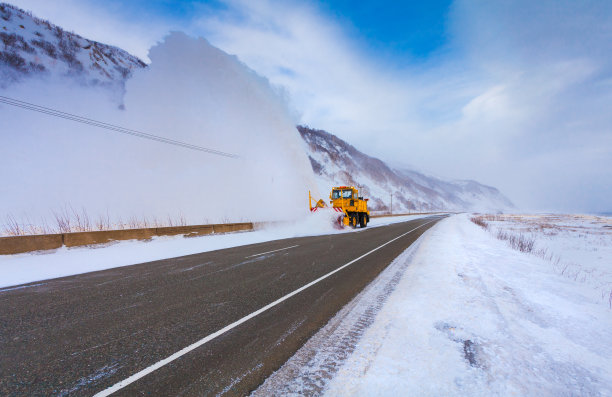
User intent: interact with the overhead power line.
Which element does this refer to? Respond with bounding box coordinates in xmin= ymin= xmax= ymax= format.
xmin=0 ymin=95 xmax=239 ymax=159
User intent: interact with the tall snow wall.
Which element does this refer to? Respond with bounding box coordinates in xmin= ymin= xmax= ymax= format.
xmin=0 ymin=32 xmax=319 ymax=227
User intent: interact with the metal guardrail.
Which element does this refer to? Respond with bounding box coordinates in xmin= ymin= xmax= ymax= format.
xmin=370 ymin=212 xmax=449 ymax=218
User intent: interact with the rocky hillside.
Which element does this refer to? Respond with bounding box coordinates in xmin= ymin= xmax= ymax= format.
xmin=0 ymin=3 xmax=146 ymax=90
xmin=299 ymin=126 xmax=514 ymax=212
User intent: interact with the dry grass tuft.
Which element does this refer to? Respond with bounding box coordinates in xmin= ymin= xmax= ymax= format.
xmin=470 ymin=215 xmax=489 ymax=230
xmin=496 ymin=230 xmax=536 ymax=253
xmin=2 ymin=207 xmax=204 ymax=237
xmin=475 ymin=213 xmax=612 ymax=308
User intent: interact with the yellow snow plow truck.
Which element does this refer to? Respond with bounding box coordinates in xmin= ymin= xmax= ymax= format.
xmin=330 ymin=186 xmax=370 ymax=227
xmin=309 ymin=186 xmax=370 ymax=228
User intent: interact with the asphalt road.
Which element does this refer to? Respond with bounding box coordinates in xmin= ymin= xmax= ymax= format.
xmin=0 ymin=216 xmax=445 ymax=396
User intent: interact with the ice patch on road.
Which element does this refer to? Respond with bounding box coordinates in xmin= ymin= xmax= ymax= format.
xmin=0 ymin=282 xmax=47 ymax=293
xmin=58 ymin=362 xmax=121 ymax=397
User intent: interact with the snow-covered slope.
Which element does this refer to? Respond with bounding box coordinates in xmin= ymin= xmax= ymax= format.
xmin=0 ymin=3 xmax=145 ymax=90
xmin=299 ymin=126 xmax=514 ymax=212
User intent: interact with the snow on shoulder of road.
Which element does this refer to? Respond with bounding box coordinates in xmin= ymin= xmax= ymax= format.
xmin=0 ymin=213 xmax=431 ymax=289
xmin=255 ymin=214 xmax=612 ymax=396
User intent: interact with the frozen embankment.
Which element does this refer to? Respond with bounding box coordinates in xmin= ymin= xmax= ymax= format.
xmin=254 ymin=214 xmax=612 ymax=396
xmin=0 ymin=214 xmax=430 ymax=289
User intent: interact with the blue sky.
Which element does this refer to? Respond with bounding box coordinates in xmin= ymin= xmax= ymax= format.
xmin=315 ymin=0 xmax=452 ymax=59
xmin=9 ymin=0 xmax=612 ymax=212
xmin=103 ymin=0 xmax=453 ymax=58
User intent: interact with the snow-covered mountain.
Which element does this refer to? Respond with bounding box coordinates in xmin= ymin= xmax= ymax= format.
xmin=299 ymin=126 xmax=514 ymax=212
xmin=1 ymin=3 xmax=513 ymax=214
xmin=0 ymin=3 xmax=145 ymax=90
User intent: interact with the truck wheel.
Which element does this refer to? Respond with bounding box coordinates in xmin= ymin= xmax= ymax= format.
xmin=360 ymin=214 xmax=367 ymax=228
xmin=350 ymin=214 xmax=357 ymax=228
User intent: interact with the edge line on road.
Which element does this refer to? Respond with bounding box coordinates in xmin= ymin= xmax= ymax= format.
xmin=245 ymin=245 xmax=299 ymax=258
xmin=94 ymin=217 xmax=440 ymax=396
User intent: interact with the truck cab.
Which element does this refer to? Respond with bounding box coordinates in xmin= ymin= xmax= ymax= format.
xmin=330 ymin=186 xmax=370 ymax=227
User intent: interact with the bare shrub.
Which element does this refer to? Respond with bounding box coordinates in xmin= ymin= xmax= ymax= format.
xmin=127 ymin=216 xmax=140 ymax=229
xmin=0 ymin=32 xmax=36 ymax=54
xmin=28 ymin=62 xmax=45 ymax=72
xmin=31 ymin=39 xmax=57 ymax=58
xmin=53 ymin=25 xmax=63 ymax=39
xmin=0 ymin=32 xmax=17 ymax=47
xmin=496 ymin=229 xmax=535 ymax=253
xmin=95 ymin=212 xmax=111 ymax=231
xmin=52 ymin=208 xmax=72 ymax=234
xmin=3 ymin=214 xmax=24 ymax=236
xmin=0 ymin=50 xmax=27 ymax=72
xmin=151 ymin=217 xmax=163 ymax=228
xmin=470 ymin=216 xmax=489 ymax=230
xmin=71 ymin=207 xmax=92 ymax=232
xmin=0 ymin=4 xmax=12 ymax=21
xmin=2 ymin=207 xmax=239 ymax=237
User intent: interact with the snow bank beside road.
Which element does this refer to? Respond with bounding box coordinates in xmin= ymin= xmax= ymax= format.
xmin=258 ymin=214 xmax=612 ymax=396
xmin=0 ymin=214 xmax=432 ymax=289
xmin=474 ymin=213 xmax=612 ymax=306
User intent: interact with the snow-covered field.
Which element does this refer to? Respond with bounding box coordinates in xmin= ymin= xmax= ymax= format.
xmin=475 ymin=213 xmax=612 ymax=306
xmin=255 ymin=214 xmax=612 ymax=396
xmin=0 ymin=213 xmax=431 ymax=289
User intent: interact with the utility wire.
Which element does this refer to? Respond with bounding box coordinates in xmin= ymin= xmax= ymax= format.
xmin=0 ymin=95 xmax=239 ymax=159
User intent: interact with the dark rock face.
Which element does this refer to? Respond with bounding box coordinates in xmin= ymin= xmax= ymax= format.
xmin=298 ymin=126 xmax=514 ymax=212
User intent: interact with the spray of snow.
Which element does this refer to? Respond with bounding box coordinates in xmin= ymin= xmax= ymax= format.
xmin=265 ymin=208 xmax=345 ymax=236
xmin=0 ymin=32 xmax=319 ymax=227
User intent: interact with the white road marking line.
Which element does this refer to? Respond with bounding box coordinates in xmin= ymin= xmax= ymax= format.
xmin=245 ymin=245 xmax=299 ymax=258
xmin=93 ymin=218 xmax=437 ymax=396
xmin=0 ymin=282 xmax=47 ymax=293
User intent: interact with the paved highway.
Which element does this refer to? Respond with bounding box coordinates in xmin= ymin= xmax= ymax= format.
xmin=0 ymin=216 xmax=445 ymax=396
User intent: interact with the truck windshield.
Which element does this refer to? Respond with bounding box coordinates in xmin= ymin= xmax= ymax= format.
xmin=332 ymin=190 xmax=341 ymax=199
xmin=342 ymin=190 xmax=352 ymax=198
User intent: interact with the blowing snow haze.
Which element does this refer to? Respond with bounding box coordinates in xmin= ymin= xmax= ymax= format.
xmin=0 ymin=6 xmax=318 ymax=225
